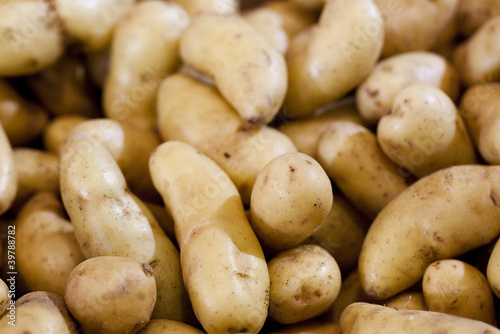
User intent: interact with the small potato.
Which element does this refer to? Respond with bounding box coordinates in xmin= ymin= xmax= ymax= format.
xmin=356 ymin=51 xmax=460 ymax=125
xmin=43 ymin=114 xmax=89 ymax=155
xmin=384 ymin=291 xmax=427 ymax=311
xmin=268 ymin=245 xmax=341 ymax=324
xmin=0 ymin=279 xmax=10 ymax=318
xmin=457 ymin=0 xmax=500 ymax=37
xmin=359 ymin=165 xmax=500 ymax=301
xmin=180 ymin=13 xmax=287 ymax=125
xmin=172 ymin=0 xmax=239 ymax=16
xmin=250 ymin=152 xmax=333 ymax=253
xmin=340 ymin=302 xmax=500 ymax=334
xmin=377 ymin=84 xmax=477 ymax=178
xmin=0 ymin=123 xmax=16 ymax=215
xmin=65 ymin=256 xmax=156 ymax=334
xmin=269 ymin=320 xmax=341 ymax=334
xmin=137 ymin=319 xmax=204 ymax=334
xmin=317 ymin=121 xmax=408 ymax=219
xmin=423 ymin=259 xmax=495 ymax=324
xmin=284 ymin=0 xmax=384 ymax=117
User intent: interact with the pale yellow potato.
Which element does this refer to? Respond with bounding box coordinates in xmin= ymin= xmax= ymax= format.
xmin=377 ymin=84 xmax=477 ymax=178
xmin=0 ymin=1 xmax=64 ymax=76
xmin=103 ymin=1 xmax=190 ymax=131
xmin=260 ymin=1 xmax=316 ymax=39
xmin=42 ymin=114 xmax=89 ymax=155
xmin=356 ymin=51 xmax=460 ymax=125
xmin=270 ymin=320 xmax=341 ymax=334
xmin=487 ymin=235 xmax=500 ymax=298
xmin=171 ymin=0 xmax=239 ymax=16
xmin=65 ymin=256 xmax=156 ymax=334
xmin=284 ymin=0 xmax=384 ymax=117
xmin=0 ymin=279 xmax=9 ymax=318
xmin=55 ymin=0 xmax=136 ymax=52
xmin=423 ymin=259 xmax=495 ymax=324
xmin=16 ymin=192 xmax=84 ymax=295
xmin=317 ymin=121 xmax=408 ymax=219
xmin=250 ymin=152 xmax=333 ymax=253
xmin=374 ymin=0 xmax=460 ymax=57
xmin=359 ymin=165 xmax=500 ymax=301
xmin=457 ymin=0 xmax=500 ymax=37
xmin=460 ymin=83 xmax=500 ymax=165
xmin=180 ymin=13 xmax=287 ymax=125
xmin=453 ymin=16 xmax=500 ymax=87
xmin=0 ymin=79 xmax=48 ymax=146
xmin=268 ymin=245 xmax=341 ymax=324
xmin=157 ymin=73 xmax=297 ymax=205
xmin=302 ymin=193 xmax=369 ymax=273
xmin=149 ymin=141 xmax=269 ymax=334
xmin=340 ymin=302 xmax=500 ymax=334
xmin=144 ymin=201 xmax=176 ymax=246
xmin=137 ymin=319 xmax=204 ymax=334
xmin=0 ymin=123 xmax=16 ymax=215
xmin=384 ymin=292 xmax=427 ymax=311
xmin=60 ymin=132 xmax=191 ymax=321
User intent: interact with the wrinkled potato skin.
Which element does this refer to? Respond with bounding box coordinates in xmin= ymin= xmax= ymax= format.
xmin=137 ymin=319 xmax=204 ymax=334
xmin=384 ymin=292 xmax=427 ymax=311
xmin=285 ymin=0 xmax=384 ymax=117
xmin=270 ymin=320 xmax=341 ymax=334
xmin=317 ymin=121 xmax=408 ymax=219
xmin=268 ymin=245 xmax=342 ymax=324
xmin=172 ymin=0 xmax=239 ymax=16
xmin=423 ymin=259 xmax=496 ymax=324
xmin=104 ymin=1 xmax=190 ymax=131
xmin=250 ymin=152 xmax=333 ymax=253
xmin=64 ymin=256 xmax=156 ymax=334
xmin=377 ymin=84 xmax=477 ymax=178
xmin=43 ymin=115 xmax=89 ymax=155
xmin=356 ymin=51 xmax=460 ymax=125
xmin=0 ymin=123 xmax=16 ymax=215
xmin=457 ymin=0 xmax=500 ymax=37
xmin=149 ymin=141 xmax=269 ymax=334
xmin=340 ymin=302 xmax=500 ymax=334
xmin=359 ymin=165 xmax=500 ymax=301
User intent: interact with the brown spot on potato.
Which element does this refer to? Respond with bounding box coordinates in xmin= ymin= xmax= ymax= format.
xmin=366 ymin=88 xmax=379 ymax=98
xmin=142 ymin=263 xmax=154 ymax=276
xmin=224 ymin=152 xmax=231 ymax=158
xmin=490 ymin=192 xmax=500 ymax=207
xmin=289 ymin=166 xmax=295 ymax=172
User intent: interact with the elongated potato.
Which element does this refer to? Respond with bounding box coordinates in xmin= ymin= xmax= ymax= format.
xmin=65 ymin=256 xmax=156 ymax=334
xmin=317 ymin=121 xmax=408 ymax=219
xmin=172 ymin=0 xmax=239 ymax=16
xmin=356 ymin=51 xmax=460 ymax=125
xmin=359 ymin=165 xmax=500 ymax=301
xmin=284 ymin=0 xmax=384 ymax=117
xmin=43 ymin=114 xmax=90 ymax=155
xmin=149 ymin=141 xmax=269 ymax=334
xmin=104 ymin=1 xmax=190 ymax=131
xmin=340 ymin=302 xmax=500 ymax=334
xmin=60 ymin=132 xmax=191 ymax=321
xmin=157 ymin=73 xmax=297 ymax=205
xmin=423 ymin=259 xmax=495 ymax=324
xmin=0 ymin=123 xmax=16 ymax=215
xmin=137 ymin=319 xmax=204 ymax=334
xmin=377 ymin=84 xmax=477 ymax=178
xmin=180 ymin=13 xmax=287 ymax=125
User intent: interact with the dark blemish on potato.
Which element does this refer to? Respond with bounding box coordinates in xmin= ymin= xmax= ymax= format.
xmin=490 ymin=192 xmax=500 ymax=207
xmin=306 ymin=160 xmax=312 ymax=165
xmin=224 ymin=152 xmax=231 ymax=158
xmin=289 ymin=166 xmax=295 ymax=172
xmin=142 ymin=263 xmax=154 ymax=276
xmin=366 ymin=88 xmax=379 ymax=98
xmin=237 ymin=272 xmax=250 ymax=278
xmin=403 ymin=98 xmax=411 ymax=104
xmin=433 ymin=232 xmax=444 ymax=243
xmin=82 ymin=242 xmax=90 ymax=250
xmin=149 ymin=259 xmax=160 ymax=269
xmin=247 ymin=115 xmax=265 ymax=126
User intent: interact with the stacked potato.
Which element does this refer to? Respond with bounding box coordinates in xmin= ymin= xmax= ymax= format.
xmin=1 ymin=0 xmax=500 ymax=333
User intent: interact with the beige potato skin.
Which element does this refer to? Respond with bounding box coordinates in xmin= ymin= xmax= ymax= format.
xmin=137 ymin=319 xmax=204 ymax=334
xmin=65 ymin=256 xmax=156 ymax=334
xmin=0 ymin=279 xmax=9 ymax=318
xmin=60 ymin=132 xmax=191 ymax=321
xmin=284 ymin=0 xmax=384 ymax=117
xmin=104 ymin=1 xmax=190 ymax=131
xmin=356 ymin=51 xmax=460 ymax=125
xmin=172 ymin=0 xmax=239 ymax=16
xmin=250 ymin=152 xmax=333 ymax=253
xmin=487 ymin=236 xmax=500 ymax=298
xmin=43 ymin=115 xmax=89 ymax=155
xmin=317 ymin=121 xmax=408 ymax=219
xmin=457 ymin=0 xmax=500 ymax=37
xmin=340 ymin=302 xmax=500 ymax=334
xmin=268 ymin=245 xmax=342 ymax=324
xmin=157 ymin=73 xmax=297 ymax=205
xmin=359 ymin=165 xmax=500 ymax=301
xmin=180 ymin=13 xmax=287 ymax=126
xmin=0 ymin=123 xmax=16 ymax=215
xmin=460 ymin=83 xmax=500 ymax=165
xmin=149 ymin=141 xmax=270 ymax=334
xmin=270 ymin=320 xmax=341 ymax=334
xmin=377 ymin=84 xmax=477 ymax=178
xmin=288 ymin=0 xmax=324 ymax=12
xmin=17 ymin=192 xmax=84 ymax=295
xmin=384 ymin=292 xmax=427 ymax=311
xmin=423 ymin=259 xmax=496 ymax=324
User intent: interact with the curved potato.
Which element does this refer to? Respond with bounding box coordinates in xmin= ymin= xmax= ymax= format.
xmin=359 ymin=165 xmax=500 ymax=301
xmin=137 ymin=319 xmax=204 ymax=334
xmin=149 ymin=141 xmax=269 ymax=334
xmin=0 ymin=123 xmax=16 ymax=215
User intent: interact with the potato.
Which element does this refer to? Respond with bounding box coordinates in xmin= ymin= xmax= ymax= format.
xmin=453 ymin=16 xmax=500 ymax=87
xmin=149 ymin=141 xmax=269 ymax=334
xmin=340 ymin=302 xmax=500 ymax=334
xmin=460 ymin=83 xmax=500 ymax=165
xmin=137 ymin=319 xmax=204 ymax=334
xmin=43 ymin=114 xmax=89 ymax=155
xmin=268 ymin=245 xmax=341 ymax=324
xmin=356 ymin=51 xmax=460 ymax=125
xmin=157 ymin=73 xmax=297 ymax=205
xmin=180 ymin=13 xmax=287 ymax=126
xmin=269 ymin=320 xmax=341 ymax=334
xmin=374 ymin=0 xmax=460 ymax=57
xmin=0 ymin=279 xmax=10 ymax=318
xmin=0 ymin=123 xmax=16 ymax=215
xmin=358 ymin=165 xmax=500 ymax=301
xmin=17 ymin=192 xmax=84 ymax=295
xmin=457 ymin=0 xmax=500 ymax=37
xmin=249 ymin=152 xmax=333 ymax=253
xmin=288 ymin=0 xmax=324 ymax=12
xmin=60 ymin=132 xmax=191 ymax=321
xmin=103 ymin=1 xmax=190 ymax=131
xmin=423 ymin=259 xmax=496 ymax=324
xmin=0 ymin=79 xmax=48 ymax=146
xmin=377 ymin=84 xmax=477 ymax=178
xmin=487 ymin=236 xmax=500 ymax=298
xmin=171 ymin=0 xmax=239 ymax=16
xmin=258 ymin=1 xmax=317 ymax=39
xmin=384 ymin=291 xmax=427 ymax=311
xmin=65 ymin=256 xmax=156 ymax=334
xmin=317 ymin=121 xmax=408 ymax=219
xmin=284 ymin=0 xmax=384 ymax=117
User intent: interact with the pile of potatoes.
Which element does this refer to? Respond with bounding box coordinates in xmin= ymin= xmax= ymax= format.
xmin=1 ymin=0 xmax=500 ymax=333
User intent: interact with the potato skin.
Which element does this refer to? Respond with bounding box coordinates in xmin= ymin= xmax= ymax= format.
xmin=137 ymin=319 xmax=204 ymax=334
xmin=457 ymin=0 xmax=500 ymax=37
xmin=487 ymin=236 xmax=500 ymax=298
xmin=384 ymin=292 xmax=427 ymax=311
xmin=0 ymin=123 xmax=17 ymax=215
xmin=43 ymin=114 xmax=89 ymax=155
xmin=270 ymin=320 xmax=341 ymax=334
xmin=0 ymin=279 xmax=9 ymax=318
